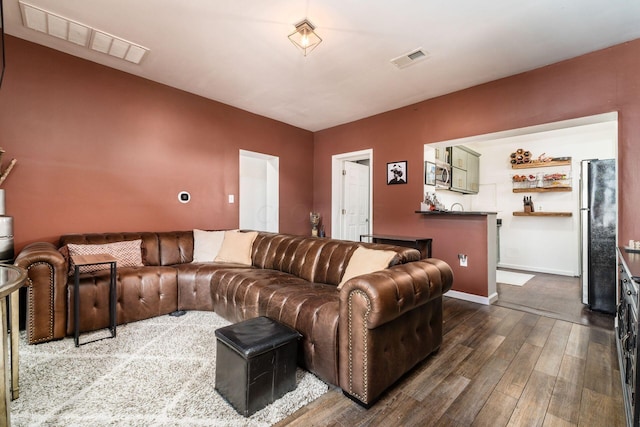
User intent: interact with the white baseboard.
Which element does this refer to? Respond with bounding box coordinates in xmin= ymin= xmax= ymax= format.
xmin=497 ymin=263 xmax=576 ymax=277
xmin=445 ymin=290 xmax=498 ymax=306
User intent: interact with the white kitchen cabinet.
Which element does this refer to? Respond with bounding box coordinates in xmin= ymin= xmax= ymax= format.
xmin=448 ymin=146 xmax=480 ymax=194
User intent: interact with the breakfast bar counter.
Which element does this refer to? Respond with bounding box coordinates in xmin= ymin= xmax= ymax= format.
xmin=415 ymin=210 xmax=498 ymax=216
xmin=415 ymin=210 xmax=498 ymax=305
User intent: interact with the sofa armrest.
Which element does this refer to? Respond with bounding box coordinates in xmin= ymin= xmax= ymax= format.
xmin=339 ymin=258 xmax=453 ymax=329
xmin=338 ymin=258 xmax=453 ymax=405
xmin=14 ymin=242 xmax=68 ymax=344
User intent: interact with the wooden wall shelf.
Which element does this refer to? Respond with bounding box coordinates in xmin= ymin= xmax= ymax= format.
xmin=512 ymin=187 xmax=571 ymax=193
xmin=511 ymin=159 xmax=571 ymax=169
xmin=512 ymin=212 xmax=572 ymax=217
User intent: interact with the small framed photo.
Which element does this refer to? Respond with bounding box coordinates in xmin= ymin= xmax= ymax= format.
xmin=387 ymin=161 xmax=407 ymax=185
xmin=425 ymin=161 xmax=436 ymax=186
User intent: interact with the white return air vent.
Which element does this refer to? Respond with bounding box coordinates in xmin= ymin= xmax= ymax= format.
xmin=19 ymin=1 xmax=149 ymax=64
xmin=390 ymin=48 xmax=429 ymax=69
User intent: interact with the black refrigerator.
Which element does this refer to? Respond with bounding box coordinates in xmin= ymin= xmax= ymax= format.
xmin=580 ymin=158 xmax=617 ymax=314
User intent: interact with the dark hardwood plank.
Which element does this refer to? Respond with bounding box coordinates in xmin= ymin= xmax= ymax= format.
xmin=409 ymin=374 xmax=470 ymax=427
xmin=584 ymin=341 xmax=617 ymax=396
xmin=405 ymin=343 xmax=473 ymax=401
xmin=507 ymin=370 xmax=556 ymax=426
xmin=443 ymin=357 xmax=510 ymax=425
xmin=547 ymin=353 xmax=586 ymax=424
xmin=535 ymin=320 xmax=572 ymax=377
xmin=454 ymin=334 xmax=505 ymax=380
xmin=564 ymin=322 xmax=591 ymax=360
xmin=579 ymin=388 xmax=625 ymax=427
xmin=525 ymin=315 xmax=555 ymax=348
xmin=495 ymin=342 xmax=543 ymax=399
xmin=472 ymin=390 xmax=518 ymax=427
xmin=493 ymin=313 xmax=540 ymax=361
xmin=277 ymin=292 xmax=624 ymax=426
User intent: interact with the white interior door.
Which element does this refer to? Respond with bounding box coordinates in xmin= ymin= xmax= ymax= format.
xmin=342 ymin=161 xmax=370 ymax=241
xmin=239 ymin=150 xmax=279 ymax=232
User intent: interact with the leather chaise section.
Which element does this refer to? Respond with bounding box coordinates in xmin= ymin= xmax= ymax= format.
xmin=208 ymin=267 xmax=340 ymax=385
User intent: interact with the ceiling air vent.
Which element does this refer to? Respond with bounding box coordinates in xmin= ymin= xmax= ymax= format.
xmin=19 ymin=1 xmax=149 ymax=64
xmin=390 ymin=48 xmax=429 ymax=69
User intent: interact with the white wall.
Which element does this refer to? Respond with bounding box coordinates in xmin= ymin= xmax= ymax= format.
xmin=467 ymin=121 xmax=616 ymax=276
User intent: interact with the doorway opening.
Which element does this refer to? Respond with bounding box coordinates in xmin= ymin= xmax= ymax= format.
xmin=425 ymin=112 xmax=618 ymax=319
xmin=239 ymin=150 xmax=279 ymax=232
xmin=331 ymin=149 xmax=373 ymax=241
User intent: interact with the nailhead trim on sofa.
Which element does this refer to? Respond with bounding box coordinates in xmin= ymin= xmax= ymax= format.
xmin=27 ymin=262 xmax=55 ymax=344
xmin=347 ymin=289 xmax=371 ymax=402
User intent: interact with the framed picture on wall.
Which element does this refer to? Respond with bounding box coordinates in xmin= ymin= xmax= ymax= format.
xmin=425 ymin=161 xmax=436 ymax=185
xmin=387 ymin=161 xmax=407 ymax=185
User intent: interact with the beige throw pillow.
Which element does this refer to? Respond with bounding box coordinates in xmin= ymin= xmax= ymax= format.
xmin=338 ymin=246 xmax=397 ymax=289
xmin=66 ymin=240 xmax=143 ymax=275
xmin=214 ymin=231 xmax=258 ymax=266
xmin=192 ymin=229 xmax=225 ymax=262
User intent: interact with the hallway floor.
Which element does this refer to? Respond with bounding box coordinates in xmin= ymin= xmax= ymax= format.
xmin=494 ymin=269 xmax=614 ymax=330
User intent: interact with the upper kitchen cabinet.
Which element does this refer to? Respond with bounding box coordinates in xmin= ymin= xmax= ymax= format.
xmin=449 ymin=146 xmax=481 ymax=194
xmin=434 ymin=147 xmax=449 ymax=164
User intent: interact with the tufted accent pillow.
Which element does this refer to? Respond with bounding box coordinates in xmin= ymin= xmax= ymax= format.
xmin=337 ymin=246 xmax=397 ymax=289
xmin=214 ymin=231 xmax=258 ymax=266
xmin=65 ymin=240 xmax=144 ymax=275
xmin=192 ymin=229 xmax=225 ymax=262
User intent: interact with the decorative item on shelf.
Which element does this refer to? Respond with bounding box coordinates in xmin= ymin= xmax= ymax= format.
xmin=420 ymin=192 xmax=445 ymax=211
xmin=509 ymin=148 xmax=532 ymax=165
xmin=523 ymin=196 xmax=534 ymax=213
xmin=512 ymin=173 xmax=537 ymax=189
xmin=309 ymin=212 xmax=320 ymax=237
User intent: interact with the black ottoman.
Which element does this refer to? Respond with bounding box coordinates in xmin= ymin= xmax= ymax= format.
xmin=215 ymin=316 xmax=302 ymax=416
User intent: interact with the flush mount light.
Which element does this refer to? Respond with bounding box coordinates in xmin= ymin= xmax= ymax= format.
xmin=288 ymin=19 xmax=322 ymax=56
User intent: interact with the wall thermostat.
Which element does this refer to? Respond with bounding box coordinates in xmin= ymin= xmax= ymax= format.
xmin=178 ymin=191 xmax=191 ymax=203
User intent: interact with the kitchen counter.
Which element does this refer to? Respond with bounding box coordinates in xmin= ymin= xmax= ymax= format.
xmin=619 ymin=247 xmax=640 ymax=281
xmin=415 ymin=210 xmax=497 ymax=216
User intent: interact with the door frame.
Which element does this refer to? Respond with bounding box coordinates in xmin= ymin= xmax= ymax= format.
xmin=331 ymin=149 xmax=373 ymax=240
xmin=239 ymin=149 xmax=279 ymax=232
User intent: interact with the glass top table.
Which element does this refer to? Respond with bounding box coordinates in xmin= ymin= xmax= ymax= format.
xmin=0 ymin=264 xmax=27 ymax=426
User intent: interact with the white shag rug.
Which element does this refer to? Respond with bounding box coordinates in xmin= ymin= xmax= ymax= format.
xmin=12 ymin=311 xmax=329 ymax=426
xmin=496 ymin=270 xmax=535 ymax=286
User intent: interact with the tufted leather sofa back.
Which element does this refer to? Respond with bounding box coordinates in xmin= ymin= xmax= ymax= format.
xmin=251 ymin=232 xmax=420 ymax=286
xmin=60 ymin=230 xmax=421 ymax=286
xmin=60 ymin=231 xmax=194 ymax=267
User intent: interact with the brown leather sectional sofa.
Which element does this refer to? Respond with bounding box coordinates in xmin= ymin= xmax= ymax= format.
xmin=15 ymin=230 xmax=453 ymax=406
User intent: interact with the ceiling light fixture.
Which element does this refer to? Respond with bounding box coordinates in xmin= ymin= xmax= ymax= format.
xmin=288 ymin=19 xmax=322 ymax=56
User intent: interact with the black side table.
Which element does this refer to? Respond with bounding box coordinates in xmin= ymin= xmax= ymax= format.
xmin=70 ymin=254 xmax=117 ymax=347
xmin=360 ymin=234 xmax=433 ymax=258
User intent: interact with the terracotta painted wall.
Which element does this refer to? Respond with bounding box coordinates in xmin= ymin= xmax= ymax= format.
xmin=314 ymin=39 xmax=640 ymax=251
xmin=0 ymin=37 xmax=314 ymax=252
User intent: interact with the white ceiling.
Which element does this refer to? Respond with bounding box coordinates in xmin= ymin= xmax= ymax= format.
xmin=4 ymin=0 xmax=640 ymax=132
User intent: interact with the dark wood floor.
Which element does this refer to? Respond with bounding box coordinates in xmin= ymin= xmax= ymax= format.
xmin=276 ymin=274 xmax=623 ymax=426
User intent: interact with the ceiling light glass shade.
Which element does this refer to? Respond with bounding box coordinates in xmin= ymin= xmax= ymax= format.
xmin=288 ymin=19 xmax=322 ymax=56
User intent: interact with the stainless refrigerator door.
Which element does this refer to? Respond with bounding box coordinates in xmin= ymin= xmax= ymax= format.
xmin=580 ymin=160 xmax=589 ymax=305
xmin=586 ymin=158 xmax=617 ymax=313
